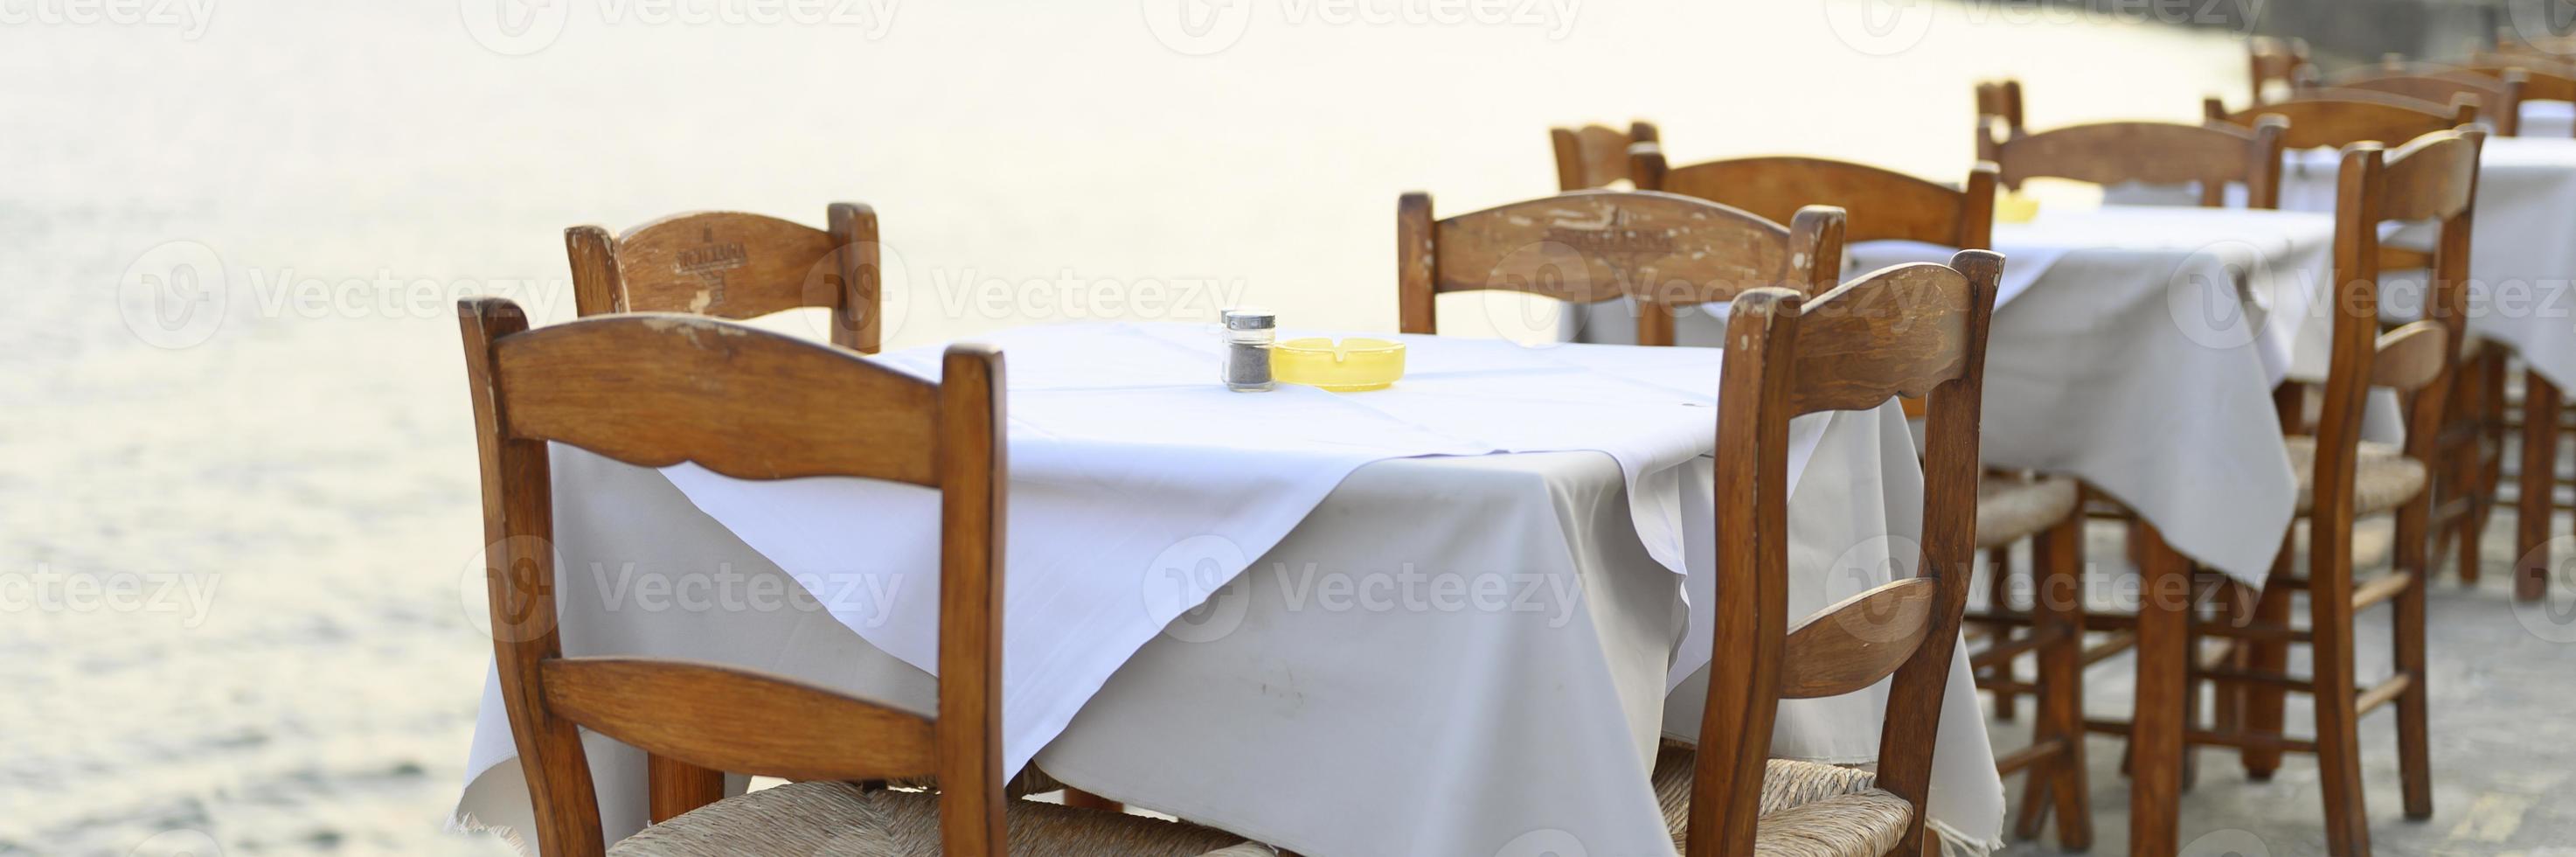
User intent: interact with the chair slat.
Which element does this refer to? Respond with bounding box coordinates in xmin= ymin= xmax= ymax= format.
xmin=2378 ymin=128 xmax=2485 ymax=221
xmin=1778 ymin=578 xmax=1941 ymax=700
xmin=1550 ymin=121 xmax=1657 ymax=190
xmin=1427 ymin=191 xmax=1823 ymax=303
xmin=1635 ymin=151 xmax=1993 ymax=248
xmin=1786 ymin=263 xmax=1976 ymax=416
xmin=1992 ymin=121 xmax=2286 ymax=204
xmin=2372 ymin=322 xmax=2449 ymax=394
xmin=540 ymin=658 xmax=940 ymax=783
xmin=490 ymin=313 xmax=940 ymax=485
xmin=2210 ymin=93 xmax=2474 ymax=150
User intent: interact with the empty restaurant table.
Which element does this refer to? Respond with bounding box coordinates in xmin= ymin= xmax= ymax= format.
xmin=450 ymin=322 xmax=2007 ymax=855
xmin=1575 ymin=203 xmax=2338 ymax=585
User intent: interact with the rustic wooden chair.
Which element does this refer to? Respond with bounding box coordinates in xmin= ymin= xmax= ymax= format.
xmin=2189 ymin=129 xmax=2481 ymax=855
xmin=1654 ymin=250 xmax=2002 ymax=856
xmin=2211 ymin=94 xmax=2510 ymax=595
xmin=1551 ymin=120 xmax=1661 ymax=190
xmin=1627 ymin=147 xmax=2091 ymax=849
xmin=2205 ymin=90 xmax=2478 ymax=150
xmin=566 ymin=205 xmax=883 ymax=352
xmin=1974 ymin=81 xmax=2289 ymax=207
xmin=1395 ymin=190 xmax=1844 ymax=345
xmin=2317 ymin=59 xmax=2526 ymax=136
xmin=2250 ymin=36 xmax=2317 ymax=104
xmin=2466 ymin=53 xmax=2576 ymax=136
xmin=456 ymin=299 xmax=1268 ymax=857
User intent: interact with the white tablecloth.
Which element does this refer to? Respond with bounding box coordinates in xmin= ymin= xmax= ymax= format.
xmin=452 ymin=324 xmax=2006 ymax=855
xmin=1576 ymin=206 xmax=2335 ymax=585
xmin=2274 ymin=136 xmax=2576 ymax=391
xmin=2522 ymin=100 xmax=2573 ymax=140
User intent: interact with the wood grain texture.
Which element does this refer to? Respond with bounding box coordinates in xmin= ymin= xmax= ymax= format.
xmin=540 ymin=658 xmax=939 ymax=782
xmin=2372 ymin=322 xmax=2449 ymax=393
xmin=1990 ymin=120 xmax=2288 ymax=207
xmin=1785 ymin=263 xmax=1978 ymax=416
xmin=566 ymin=205 xmax=883 ymax=352
xmin=1689 ymin=247 xmax=2000 ymax=857
xmin=2208 ymin=92 xmax=2475 ymax=150
xmin=1776 ymin=578 xmax=1939 ymax=700
xmin=1397 ymin=190 xmax=1844 ymax=345
xmin=1634 ymin=149 xmax=1997 ymax=248
xmin=491 ymin=313 xmax=939 ymax=485
xmin=458 ymin=297 xmax=1011 ymax=854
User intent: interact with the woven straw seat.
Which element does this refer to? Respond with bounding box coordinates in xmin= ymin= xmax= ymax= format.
xmin=1650 ymin=744 xmax=1913 ymax=857
xmin=2283 ymin=436 xmax=2427 ymax=517
xmin=609 ymin=781 xmax=1273 ymax=857
xmin=1975 ymin=473 xmax=2079 ymax=548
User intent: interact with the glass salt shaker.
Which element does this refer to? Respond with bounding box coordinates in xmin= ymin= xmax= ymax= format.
xmin=1221 ymin=307 xmax=1276 ymax=392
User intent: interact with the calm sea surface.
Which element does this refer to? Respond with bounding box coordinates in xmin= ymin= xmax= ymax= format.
xmin=1 ymin=3 xmax=2240 ymax=853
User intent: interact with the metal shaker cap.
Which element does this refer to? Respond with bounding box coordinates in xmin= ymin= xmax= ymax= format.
xmin=1222 ymin=307 xmax=1276 ymax=331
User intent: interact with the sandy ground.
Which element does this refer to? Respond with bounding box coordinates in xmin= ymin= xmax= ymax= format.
xmin=0 ymin=2 xmax=2305 ymax=854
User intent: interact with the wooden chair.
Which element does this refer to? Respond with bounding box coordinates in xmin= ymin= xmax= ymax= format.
xmin=2250 ymin=36 xmax=2317 ymax=104
xmin=2318 ymin=59 xmax=2526 ymax=136
xmin=2211 ymin=93 xmax=2513 ymax=595
xmin=456 ymin=300 xmax=1266 ymax=857
xmin=1974 ymin=81 xmax=2289 ymax=207
xmin=1627 ymin=147 xmax=2092 ymax=849
xmin=2466 ymin=53 xmax=2576 ymax=136
xmin=566 ymin=205 xmax=883 ymax=353
xmin=1551 ymin=121 xmax=1660 ymax=190
xmin=1654 ymin=250 xmax=2003 ymax=856
xmin=1395 ymin=190 xmax=1844 ymax=345
xmin=2205 ymin=91 xmax=2478 ymax=150
xmin=2181 ymin=129 xmax=2480 ymax=856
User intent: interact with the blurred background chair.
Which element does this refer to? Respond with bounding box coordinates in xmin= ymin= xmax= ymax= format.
xmin=566 ymin=205 xmax=884 ymax=353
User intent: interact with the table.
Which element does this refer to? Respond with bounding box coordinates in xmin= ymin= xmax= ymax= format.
xmin=2274 ymin=136 xmax=2576 ymax=602
xmin=450 ymin=324 xmax=2007 ymax=856
xmin=1572 ymin=204 xmax=2340 ymax=855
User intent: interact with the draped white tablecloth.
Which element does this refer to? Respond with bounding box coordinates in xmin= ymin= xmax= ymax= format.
xmin=2271 ymin=136 xmax=2576 ymax=391
xmin=2522 ymin=100 xmax=2573 ymax=140
xmin=1576 ymin=206 xmax=2335 ymax=585
xmin=452 ymin=323 xmax=2006 ymax=855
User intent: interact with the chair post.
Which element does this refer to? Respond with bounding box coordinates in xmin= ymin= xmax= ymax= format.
xmin=1396 ymin=192 xmax=1437 ymax=335
xmin=934 ymin=345 xmax=1008 ymax=856
xmin=566 ymin=226 xmax=623 ymax=317
xmin=827 ymin=202 xmax=883 ymax=354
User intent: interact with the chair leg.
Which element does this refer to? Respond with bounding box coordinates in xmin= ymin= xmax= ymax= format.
xmin=2241 ymin=532 xmax=2294 ymax=781
xmin=2520 ymin=371 xmax=2559 ymax=602
xmin=2311 ymin=526 xmax=2372 ymax=855
xmin=1988 ymin=545 xmax=2017 ymax=721
xmin=2032 ymin=514 xmax=2093 ymax=850
xmin=2394 ymin=484 xmax=2436 ymax=820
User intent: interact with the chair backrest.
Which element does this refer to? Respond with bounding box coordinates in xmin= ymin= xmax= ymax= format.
xmin=2321 ymin=61 xmax=2525 ymax=136
xmin=2311 ymin=128 xmax=2483 ymax=566
xmin=1630 ymin=147 xmax=1998 ymax=250
xmin=2251 ymin=36 xmax=2316 ymax=104
xmin=2495 ymin=26 xmax=2576 ymax=59
xmin=2464 ymin=56 xmax=2576 ymax=136
xmin=1982 ymin=115 xmax=2288 ymax=208
xmin=458 ymin=300 xmax=1006 ymax=856
xmin=1691 ymin=250 xmax=2002 ymax=857
xmin=1396 ymin=190 xmax=1844 ymax=346
xmin=1551 ymin=121 xmax=1661 ymax=190
xmin=566 ymin=203 xmax=884 ymax=352
xmin=2207 ymin=91 xmax=2477 ymax=150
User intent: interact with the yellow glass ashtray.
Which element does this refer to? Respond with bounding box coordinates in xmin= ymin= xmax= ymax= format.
xmin=1274 ymin=337 xmax=1406 ymax=392
xmin=1996 ymin=190 xmax=2039 ymax=224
